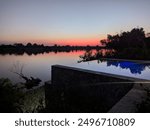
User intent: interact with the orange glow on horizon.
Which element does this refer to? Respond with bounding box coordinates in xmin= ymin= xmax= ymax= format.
xmin=43 ymin=37 xmax=105 ymax=46
xmin=52 ymin=39 xmax=99 ymax=46
xmin=0 ymin=35 xmax=106 ymax=46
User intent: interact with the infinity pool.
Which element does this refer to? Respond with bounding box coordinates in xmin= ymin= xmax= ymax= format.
xmin=73 ymin=59 xmax=150 ymax=80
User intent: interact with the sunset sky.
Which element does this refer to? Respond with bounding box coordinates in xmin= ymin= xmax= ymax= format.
xmin=0 ymin=0 xmax=150 ymax=46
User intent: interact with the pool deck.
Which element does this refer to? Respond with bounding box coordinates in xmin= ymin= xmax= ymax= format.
xmin=108 ymin=83 xmax=149 ymax=113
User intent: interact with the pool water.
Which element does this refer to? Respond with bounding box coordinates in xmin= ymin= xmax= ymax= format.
xmin=73 ymin=59 xmax=150 ymax=80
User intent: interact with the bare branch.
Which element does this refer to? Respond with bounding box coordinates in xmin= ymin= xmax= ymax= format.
xmin=9 ymin=61 xmax=41 ymax=89
xmin=10 ymin=61 xmax=26 ymax=80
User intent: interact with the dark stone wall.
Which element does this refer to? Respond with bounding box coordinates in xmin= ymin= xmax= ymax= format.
xmin=46 ymin=65 xmax=134 ymax=112
xmin=52 ymin=65 xmax=132 ymax=86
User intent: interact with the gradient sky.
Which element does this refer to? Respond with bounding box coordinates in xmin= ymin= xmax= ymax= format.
xmin=0 ymin=0 xmax=150 ymax=46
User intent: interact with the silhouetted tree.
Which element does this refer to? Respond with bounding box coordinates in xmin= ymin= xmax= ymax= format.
xmin=100 ymin=27 xmax=146 ymax=49
xmin=26 ymin=42 xmax=32 ymax=47
xmin=33 ymin=43 xmax=38 ymax=47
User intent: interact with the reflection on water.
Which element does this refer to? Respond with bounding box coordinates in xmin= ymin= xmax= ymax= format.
xmin=106 ymin=60 xmax=150 ymax=74
xmin=77 ymin=49 xmax=150 ymax=80
xmin=73 ymin=59 xmax=150 ymax=80
xmin=0 ymin=50 xmax=150 ymax=83
xmin=0 ymin=51 xmax=84 ymax=83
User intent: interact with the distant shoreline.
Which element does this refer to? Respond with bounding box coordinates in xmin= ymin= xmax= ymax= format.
xmin=0 ymin=43 xmax=105 ymax=55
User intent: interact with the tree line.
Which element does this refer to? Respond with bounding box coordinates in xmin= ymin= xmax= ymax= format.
xmin=79 ymin=27 xmax=150 ymax=61
xmin=100 ymin=27 xmax=150 ymax=49
xmin=100 ymin=27 xmax=150 ymax=60
xmin=0 ymin=43 xmax=103 ymax=55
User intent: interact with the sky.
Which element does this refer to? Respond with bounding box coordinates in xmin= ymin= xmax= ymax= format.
xmin=0 ymin=0 xmax=150 ymax=46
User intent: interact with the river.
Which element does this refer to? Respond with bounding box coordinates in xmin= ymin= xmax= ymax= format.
xmin=0 ymin=50 xmax=150 ymax=84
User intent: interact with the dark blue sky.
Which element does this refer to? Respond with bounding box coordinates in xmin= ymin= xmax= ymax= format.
xmin=0 ymin=0 xmax=150 ymax=45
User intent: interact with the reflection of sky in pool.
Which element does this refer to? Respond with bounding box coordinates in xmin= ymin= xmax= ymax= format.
xmin=107 ymin=61 xmax=146 ymax=74
xmin=73 ymin=60 xmax=150 ymax=80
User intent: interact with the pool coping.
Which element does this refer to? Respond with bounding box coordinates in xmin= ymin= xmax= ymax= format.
xmin=53 ymin=65 xmax=150 ymax=82
xmin=94 ymin=58 xmax=150 ymax=64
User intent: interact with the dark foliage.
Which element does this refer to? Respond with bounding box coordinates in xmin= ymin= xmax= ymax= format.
xmin=0 ymin=43 xmax=104 ymax=55
xmin=0 ymin=78 xmax=23 ymax=112
xmin=79 ymin=27 xmax=150 ymax=61
xmin=100 ymin=27 xmax=148 ymax=49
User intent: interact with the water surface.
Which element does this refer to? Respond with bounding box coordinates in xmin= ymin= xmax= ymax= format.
xmin=0 ymin=51 xmax=150 ymax=84
xmin=73 ymin=59 xmax=150 ymax=80
xmin=0 ymin=51 xmax=83 ymax=83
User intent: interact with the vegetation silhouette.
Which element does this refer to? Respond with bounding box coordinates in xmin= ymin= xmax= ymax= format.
xmin=0 ymin=78 xmax=45 ymax=112
xmin=100 ymin=27 xmax=150 ymax=60
xmin=0 ymin=43 xmax=103 ymax=55
xmin=0 ymin=78 xmax=23 ymax=112
xmin=78 ymin=49 xmax=115 ymax=63
xmin=79 ymin=27 xmax=150 ymax=62
xmin=10 ymin=62 xmax=41 ymax=89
